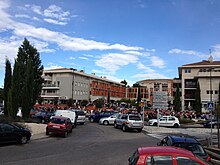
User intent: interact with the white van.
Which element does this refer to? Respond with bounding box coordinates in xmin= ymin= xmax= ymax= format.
xmin=54 ymin=110 xmax=77 ymax=127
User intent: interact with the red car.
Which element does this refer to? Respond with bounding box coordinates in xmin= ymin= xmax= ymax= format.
xmin=46 ymin=116 xmax=73 ymax=138
xmin=128 ymin=146 xmax=208 ymax=165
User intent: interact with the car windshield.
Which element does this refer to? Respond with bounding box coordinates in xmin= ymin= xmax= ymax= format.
xmin=173 ymin=143 xmax=206 ymax=155
xmin=129 ymin=115 xmax=141 ymax=121
xmin=51 ymin=118 xmax=65 ymax=124
xmin=76 ymin=111 xmax=85 ymax=115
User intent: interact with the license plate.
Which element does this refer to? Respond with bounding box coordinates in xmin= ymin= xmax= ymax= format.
xmin=53 ymin=126 xmax=60 ymax=128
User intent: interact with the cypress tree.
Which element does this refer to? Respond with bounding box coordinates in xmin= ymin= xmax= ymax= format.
xmin=3 ymin=58 xmax=12 ymax=116
xmin=195 ymin=82 xmax=202 ymax=114
xmin=11 ymin=38 xmax=44 ymax=118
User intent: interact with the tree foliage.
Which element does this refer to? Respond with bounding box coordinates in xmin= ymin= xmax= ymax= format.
xmin=81 ymin=100 xmax=89 ymax=107
xmin=11 ymin=38 xmax=44 ymax=118
xmin=194 ymin=82 xmax=202 ymax=114
xmin=3 ymin=58 xmax=12 ymax=116
xmin=94 ymin=98 xmax=104 ymax=109
xmin=173 ymin=84 xmax=181 ymax=112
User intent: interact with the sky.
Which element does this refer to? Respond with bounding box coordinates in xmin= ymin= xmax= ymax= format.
xmin=1 ymin=0 xmax=220 ymax=87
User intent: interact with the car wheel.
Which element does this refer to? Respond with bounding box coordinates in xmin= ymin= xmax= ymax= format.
xmin=137 ymin=129 xmax=142 ymax=132
xmin=174 ymin=124 xmax=179 ymax=128
xmin=114 ymin=123 xmax=118 ymax=128
xmin=153 ymin=122 xmax=157 ymax=126
xmin=63 ymin=132 xmax=68 ymax=138
xmin=90 ymin=118 xmax=94 ymax=122
xmin=20 ymin=136 xmax=28 ymax=144
xmin=103 ymin=120 xmax=109 ymax=126
xmin=122 ymin=125 xmax=127 ymax=132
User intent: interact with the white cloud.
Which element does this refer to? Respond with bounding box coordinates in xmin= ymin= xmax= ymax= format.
xmin=79 ymin=57 xmax=88 ymax=60
xmin=137 ymin=62 xmax=155 ymax=73
xmin=168 ymin=48 xmax=206 ymax=57
xmin=84 ymin=54 xmax=94 ymax=57
xmin=44 ymin=62 xmax=63 ymax=70
xmin=30 ymin=5 xmax=42 ymax=15
xmin=15 ymin=14 xmax=30 ymax=18
xmin=211 ymin=44 xmax=220 ymax=59
xmin=44 ymin=5 xmax=70 ymax=20
xmin=95 ymin=53 xmax=138 ymax=74
xmin=150 ymin=56 xmax=165 ymax=68
xmin=69 ymin=57 xmax=75 ymax=60
xmin=132 ymin=73 xmax=170 ymax=79
xmin=44 ymin=18 xmax=67 ymax=25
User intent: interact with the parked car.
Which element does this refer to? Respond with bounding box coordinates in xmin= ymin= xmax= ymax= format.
xmin=0 ymin=122 xmax=31 ymax=144
xmin=157 ymin=135 xmax=210 ymax=162
xmin=71 ymin=110 xmax=86 ymax=125
xmin=128 ymin=146 xmax=208 ymax=165
xmin=46 ymin=116 xmax=73 ymax=138
xmin=89 ymin=111 xmax=115 ymax=122
xmin=31 ymin=111 xmax=54 ymax=123
xmin=29 ymin=109 xmax=39 ymax=117
xmin=114 ymin=114 xmax=143 ymax=132
xmin=99 ymin=114 xmax=118 ymax=125
xmin=148 ymin=116 xmax=180 ymax=128
xmin=203 ymin=119 xmax=220 ymax=128
xmin=54 ymin=110 xmax=77 ymax=127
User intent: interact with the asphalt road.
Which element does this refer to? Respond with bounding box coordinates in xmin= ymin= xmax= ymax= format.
xmin=0 ymin=122 xmax=158 ymax=165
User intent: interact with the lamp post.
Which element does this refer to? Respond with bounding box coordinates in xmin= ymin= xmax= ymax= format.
xmin=210 ymin=67 xmax=213 ymax=146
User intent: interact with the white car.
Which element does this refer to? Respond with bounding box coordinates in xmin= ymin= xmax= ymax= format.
xmin=148 ymin=116 xmax=180 ymax=128
xmin=99 ymin=114 xmax=118 ymax=125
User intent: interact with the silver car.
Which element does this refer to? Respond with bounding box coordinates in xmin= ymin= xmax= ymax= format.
xmin=99 ymin=114 xmax=118 ymax=125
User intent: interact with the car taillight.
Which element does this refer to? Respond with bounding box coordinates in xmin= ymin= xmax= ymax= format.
xmin=125 ymin=121 xmax=129 ymax=124
xmin=206 ymin=155 xmax=211 ymax=162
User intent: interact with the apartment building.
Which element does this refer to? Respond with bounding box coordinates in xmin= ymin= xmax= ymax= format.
xmin=41 ymin=68 xmax=126 ymax=104
xmin=135 ymin=79 xmax=174 ymax=107
xmin=178 ymin=58 xmax=220 ymax=112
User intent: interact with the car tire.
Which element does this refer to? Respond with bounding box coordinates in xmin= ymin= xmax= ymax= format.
xmin=153 ymin=122 xmax=157 ymax=126
xmin=90 ymin=118 xmax=94 ymax=122
xmin=63 ymin=132 xmax=68 ymax=138
xmin=103 ymin=120 xmax=109 ymax=126
xmin=19 ymin=136 xmax=28 ymax=144
xmin=174 ymin=124 xmax=179 ymax=128
xmin=122 ymin=125 xmax=127 ymax=132
xmin=114 ymin=123 xmax=118 ymax=129
xmin=137 ymin=129 xmax=142 ymax=132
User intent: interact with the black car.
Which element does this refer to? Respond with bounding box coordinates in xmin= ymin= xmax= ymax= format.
xmin=157 ymin=135 xmax=210 ymax=162
xmin=0 ymin=122 xmax=31 ymax=144
xmin=31 ymin=111 xmax=54 ymax=123
xmin=203 ymin=119 xmax=220 ymax=129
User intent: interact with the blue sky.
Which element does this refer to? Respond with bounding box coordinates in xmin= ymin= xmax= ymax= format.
xmin=0 ymin=0 xmax=220 ymax=87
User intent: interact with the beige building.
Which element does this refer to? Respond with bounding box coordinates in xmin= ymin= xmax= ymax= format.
xmin=41 ymin=68 xmax=125 ymax=104
xmin=178 ymin=58 xmax=220 ymax=112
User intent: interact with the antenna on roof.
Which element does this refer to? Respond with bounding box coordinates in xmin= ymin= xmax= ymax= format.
xmin=208 ymin=49 xmax=213 ymax=63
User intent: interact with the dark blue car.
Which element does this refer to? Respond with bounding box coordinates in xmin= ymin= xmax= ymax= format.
xmin=89 ymin=111 xmax=115 ymax=122
xmin=157 ymin=135 xmax=210 ymax=162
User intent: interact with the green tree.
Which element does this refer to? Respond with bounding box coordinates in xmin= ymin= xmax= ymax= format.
xmin=81 ymin=100 xmax=88 ymax=107
xmin=94 ymin=98 xmax=104 ymax=109
xmin=194 ymin=82 xmax=202 ymax=114
xmin=173 ymin=84 xmax=181 ymax=112
xmin=11 ymin=38 xmax=44 ymax=118
xmin=3 ymin=58 xmax=12 ymax=116
xmin=66 ymin=98 xmax=74 ymax=107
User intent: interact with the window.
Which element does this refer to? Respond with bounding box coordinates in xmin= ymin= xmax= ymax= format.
xmin=185 ymin=69 xmax=191 ymax=73
xmin=128 ymin=150 xmax=139 ymax=165
xmin=168 ymin=117 xmax=175 ymax=121
xmin=146 ymin=155 xmax=172 ymax=165
xmin=176 ymin=156 xmax=201 ymax=165
xmin=215 ymin=90 xmax=218 ymax=94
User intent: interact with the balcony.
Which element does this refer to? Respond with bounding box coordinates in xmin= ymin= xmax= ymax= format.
xmin=42 ymin=84 xmax=60 ymax=90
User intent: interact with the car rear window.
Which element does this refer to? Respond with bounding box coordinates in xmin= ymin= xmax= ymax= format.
xmin=129 ymin=115 xmax=141 ymax=121
xmin=51 ymin=118 xmax=65 ymax=124
xmin=76 ymin=111 xmax=85 ymax=115
xmin=173 ymin=143 xmax=206 ymax=155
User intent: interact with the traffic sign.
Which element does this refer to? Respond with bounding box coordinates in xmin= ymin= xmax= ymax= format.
xmin=208 ymin=102 xmax=214 ymax=110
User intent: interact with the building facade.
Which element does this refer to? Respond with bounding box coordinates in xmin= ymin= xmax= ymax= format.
xmin=41 ymin=68 xmax=126 ymax=104
xmin=178 ymin=59 xmax=220 ymax=112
